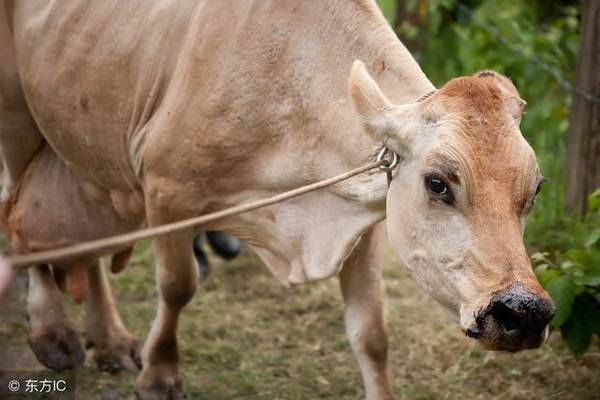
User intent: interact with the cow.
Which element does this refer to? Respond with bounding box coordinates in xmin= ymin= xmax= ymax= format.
xmin=0 ymin=1 xmax=554 ymax=399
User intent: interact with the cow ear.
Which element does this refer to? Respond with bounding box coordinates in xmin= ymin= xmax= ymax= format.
xmin=348 ymin=60 xmax=392 ymax=118
xmin=505 ymin=96 xmax=527 ymax=122
xmin=348 ymin=60 xmax=422 ymax=156
xmin=475 ymin=70 xmax=526 ymax=122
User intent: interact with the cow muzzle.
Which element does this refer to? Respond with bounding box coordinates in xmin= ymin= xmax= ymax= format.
xmin=466 ymin=285 xmax=555 ymax=351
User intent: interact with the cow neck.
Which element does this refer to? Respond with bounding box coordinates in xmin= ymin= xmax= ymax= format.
xmin=328 ymin=21 xmax=436 ymax=207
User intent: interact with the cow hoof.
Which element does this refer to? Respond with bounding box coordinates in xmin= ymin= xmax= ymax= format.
xmin=87 ymin=334 xmax=142 ymax=373
xmin=28 ymin=326 xmax=85 ymax=370
xmin=136 ymin=376 xmax=184 ymax=400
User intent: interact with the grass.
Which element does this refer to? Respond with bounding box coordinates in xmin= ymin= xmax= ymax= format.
xmin=1 ymin=241 xmax=599 ymax=399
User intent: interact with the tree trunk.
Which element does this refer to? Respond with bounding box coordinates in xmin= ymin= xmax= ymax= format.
xmin=566 ymin=0 xmax=600 ymax=215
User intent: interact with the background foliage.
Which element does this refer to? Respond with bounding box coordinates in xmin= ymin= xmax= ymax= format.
xmin=377 ymin=0 xmax=599 ymax=354
xmin=534 ymin=189 xmax=600 ymax=354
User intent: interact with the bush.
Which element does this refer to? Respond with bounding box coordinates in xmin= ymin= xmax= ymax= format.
xmin=533 ymin=189 xmax=600 ymax=354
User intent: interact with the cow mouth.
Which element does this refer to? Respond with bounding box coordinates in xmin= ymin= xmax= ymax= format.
xmin=473 ymin=329 xmax=549 ymax=352
xmin=462 ymin=326 xmax=549 ymax=352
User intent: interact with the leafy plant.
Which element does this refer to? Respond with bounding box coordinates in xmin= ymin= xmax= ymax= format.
xmin=533 ymin=189 xmax=600 ymax=354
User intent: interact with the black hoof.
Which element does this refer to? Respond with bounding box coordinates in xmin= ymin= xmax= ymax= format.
xmin=28 ymin=326 xmax=85 ymax=370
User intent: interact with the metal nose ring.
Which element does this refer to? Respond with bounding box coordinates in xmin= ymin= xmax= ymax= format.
xmin=376 ymin=146 xmax=399 ymax=171
xmin=376 ymin=147 xmax=399 ymax=186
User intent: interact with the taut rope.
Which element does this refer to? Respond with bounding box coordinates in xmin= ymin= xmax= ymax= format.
xmin=7 ymin=157 xmax=395 ymax=269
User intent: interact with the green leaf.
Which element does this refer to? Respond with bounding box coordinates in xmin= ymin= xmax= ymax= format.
xmin=560 ymin=294 xmax=600 ymax=355
xmin=573 ymin=285 xmax=586 ymax=295
xmin=531 ymin=252 xmax=550 ymax=263
xmin=564 ymin=249 xmax=594 ymax=267
xmin=561 ymin=315 xmax=592 ymax=355
xmin=584 ymin=229 xmax=600 ymax=248
xmin=531 ymin=252 xmax=556 ymax=267
xmin=574 ymin=273 xmax=600 ymax=287
xmin=587 ymin=188 xmax=600 ymax=212
xmin=589 ymin=305 xmax=600 ymax=335
xmin=546 ymin=275 xmax=575 ymax=327
xmin=535 ymin=267 xmax=561 ymax=288
xmin=560 ymin=260 xmax=582 ymax=275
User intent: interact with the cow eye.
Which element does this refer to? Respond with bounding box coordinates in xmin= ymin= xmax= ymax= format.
xmin=428 ymin=176 xmax=447 ymax=194
xmin=425 ymin=174 xmax=454 ymax=204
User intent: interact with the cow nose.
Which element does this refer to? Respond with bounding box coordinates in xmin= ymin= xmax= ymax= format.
xmin=487 ymin=287 xmax=555 ymax=348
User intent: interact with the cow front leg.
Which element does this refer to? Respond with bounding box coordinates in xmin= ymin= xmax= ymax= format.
xmin=136 ymin=222 xmax=197 ymax=400
xmin=85 ymin=260 xmax=141 ymax=373
xmin=27 ymin=264 xmax=85 ymax=370
xmin=339 ymin=223 xmax=394 ymax=400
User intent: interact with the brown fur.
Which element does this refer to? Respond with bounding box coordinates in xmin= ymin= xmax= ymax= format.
xmin=424 ymin=76 xmax=547 ymax=303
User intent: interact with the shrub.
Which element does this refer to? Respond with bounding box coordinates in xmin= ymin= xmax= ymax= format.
xmin=533 ymin=189 xmax=600 ymax=354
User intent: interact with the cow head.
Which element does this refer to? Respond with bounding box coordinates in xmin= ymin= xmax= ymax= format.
xmin=348 ymin=60 xmax=554 ymax=351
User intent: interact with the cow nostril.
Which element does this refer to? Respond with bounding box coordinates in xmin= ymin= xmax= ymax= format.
xmin=490 ymin=301 xmax=521 ymax=334
xmin=533 ymin=299 xmax=555 ymax=327
xmin=465 ymin=327 xmax=482 ymax=339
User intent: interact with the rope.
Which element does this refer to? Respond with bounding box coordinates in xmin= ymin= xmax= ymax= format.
xmin=7 ymin=159 xmax=387 ymax=269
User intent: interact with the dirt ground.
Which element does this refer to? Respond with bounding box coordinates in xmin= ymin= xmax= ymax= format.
xmin=0 ymin=241 xmax=599 ymax=400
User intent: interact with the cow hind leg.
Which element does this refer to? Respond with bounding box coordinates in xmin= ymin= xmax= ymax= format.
xmin=85 ymin=260 xmax=141 ymax=373
xmin=27 ymin=264 xmax=85 ymax=370
xmin=339 ymin=223 xmax=394 ymax=400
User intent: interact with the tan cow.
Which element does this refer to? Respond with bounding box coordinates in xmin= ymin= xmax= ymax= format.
xmin=1 ymin=1 xmax=554 ymax=399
